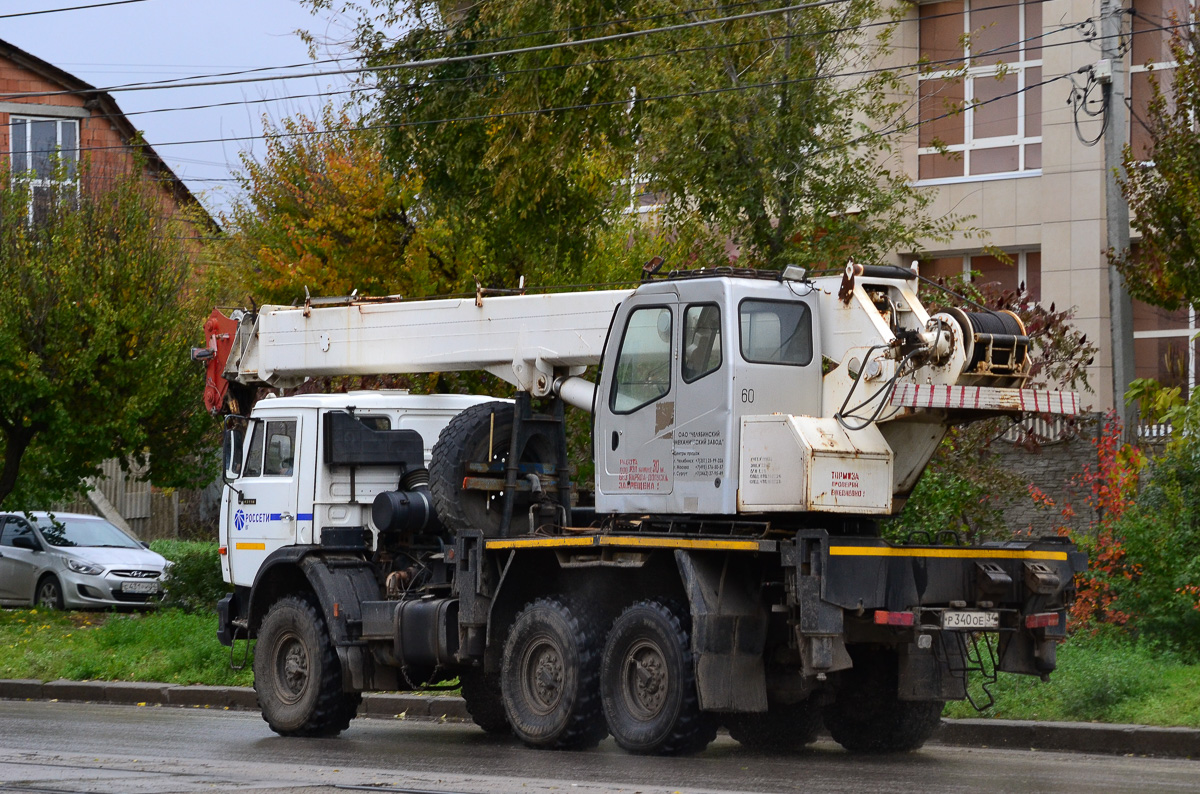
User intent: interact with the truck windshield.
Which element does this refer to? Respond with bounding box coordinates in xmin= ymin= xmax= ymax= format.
xmin=34 ymin=516 xmax=141 ymax=548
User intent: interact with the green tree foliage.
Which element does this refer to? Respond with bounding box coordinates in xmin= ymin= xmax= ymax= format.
xmin=0 ymin=162 xmax=210 ymax=508
xmin=1111 ymin=21 xmax=1200 ymax=310
xmin=306 ymin=0 xmax=960 ymax=280
xmin=219 ymin=104 xmax=453 ymax=305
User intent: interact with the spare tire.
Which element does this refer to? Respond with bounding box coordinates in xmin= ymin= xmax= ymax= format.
xmin=429 ymin=401 xmax=557 ymax=536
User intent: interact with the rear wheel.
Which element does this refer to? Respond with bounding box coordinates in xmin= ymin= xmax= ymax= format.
xmin=429 ymin=401 xmax=557 ymax=537
xmin=254 ymin=595 xmax=360 ymax=737
xmin=726 ymin=700 xmax=824 ymax=753
xmin=501 ymin=597 xmax=607 ymax=750
xmin=600 ymin=600 xmax=716 ymax=756
xmin=35 ymin=575 xmax=63 ymax=610
xmin=823 ymin=649 xmax=943 ymax=753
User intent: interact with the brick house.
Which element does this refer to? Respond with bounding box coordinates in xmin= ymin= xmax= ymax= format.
xmin=0 ymin=38 xmax=212 ymax=538
xmin=0 ymin=37 xmax=206 ymax=227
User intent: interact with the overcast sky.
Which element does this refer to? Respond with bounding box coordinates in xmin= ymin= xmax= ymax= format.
xmin=4 ymin=0 xmax=367 ymax=218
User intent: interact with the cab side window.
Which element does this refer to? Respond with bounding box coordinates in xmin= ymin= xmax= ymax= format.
xmin=263 ymin=420 xmax=298 ymax=477
xmin=683 ymin=304 xmax=722 ymax=382
xmin=739 ymin=300 xmax=813 ymax=366
xmin=242 ymin=419 xmax=298 ymax=477
xmin=611 ymin=307 xmax=673 ymax=414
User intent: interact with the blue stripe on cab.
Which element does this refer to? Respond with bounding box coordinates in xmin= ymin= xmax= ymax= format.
xmin=297 ymin=513 xmax=314 ymax=521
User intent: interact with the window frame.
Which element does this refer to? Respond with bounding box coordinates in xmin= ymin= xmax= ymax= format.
xmin=738 ymin=298 xmax=814 ymax=367
xmin=9 ymin=115 xmax=81 ymax=223
xmin=916 ymin=0 xmax=1044 ymax=182
xmin=922 ymin=250 xmax=1041 ymax=302
xmin=609 ymin=305 xmax=674 ymax=415
xmin=240 ymin=418 xmax=298 ymax=479
xmin=682 ymin=303 xmax=723 ymax=384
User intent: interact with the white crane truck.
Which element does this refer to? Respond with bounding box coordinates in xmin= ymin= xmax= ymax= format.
xmin=201 ymin=264 xmax=1085 ymax=755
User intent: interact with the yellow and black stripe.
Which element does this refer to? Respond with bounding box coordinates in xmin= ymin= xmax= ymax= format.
xmin=484 ymin=535 xmax=773 ymax=552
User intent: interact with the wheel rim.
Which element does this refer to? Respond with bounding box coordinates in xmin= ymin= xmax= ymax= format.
xmin=520 ymin=634 xmax=565 ymax=716
xmin=274 ymin=631 xmax=310 ymax=705
xmin=37 ymin=582 xmax=58 ymax=609
xmin=621 ymin=639 xmax=668 ymax=721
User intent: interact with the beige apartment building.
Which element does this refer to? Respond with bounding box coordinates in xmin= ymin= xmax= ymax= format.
xmin=885 ymin=0 xmax=1188 ymax=412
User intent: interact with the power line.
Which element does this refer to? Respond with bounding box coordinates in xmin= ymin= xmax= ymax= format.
xmin=0 ymin=1 xmax=1089 ymax=140
xmin=0 ymin=0 xmax=854 ymax=100
xmin=0 ymin=0 xmax=151 ymax=19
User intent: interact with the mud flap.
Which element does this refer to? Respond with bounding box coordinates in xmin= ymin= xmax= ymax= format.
xmin=675 ymin=550 xmax=768 ymax=712
xmin=898 ymin=638 xmax=967 ymax=701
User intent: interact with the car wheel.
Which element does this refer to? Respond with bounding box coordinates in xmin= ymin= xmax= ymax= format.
xmin=35 ymin=575 xmax=64 ymax=610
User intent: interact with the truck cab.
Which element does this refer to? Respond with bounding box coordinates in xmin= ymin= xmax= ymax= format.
xmin=219 ymin=391 xmax=496 ymax=589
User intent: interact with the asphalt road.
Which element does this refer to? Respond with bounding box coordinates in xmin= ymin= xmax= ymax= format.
xmin=0 ymin=700 xmax=1197 ymax=794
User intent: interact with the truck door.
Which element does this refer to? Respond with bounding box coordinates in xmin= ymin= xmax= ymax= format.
xmin=226 ymin=416 xmax=301 ymax=588
xmin=595 ymin=302 xmax=676 ymax=510
xmin=672 ymin=300 xmax=735 ymax=514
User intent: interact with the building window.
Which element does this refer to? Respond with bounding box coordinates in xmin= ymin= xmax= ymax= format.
xmin=10 ymin=116 xmax=79 ymax=223
xmin=918 ymin=0 xmax=1043 ymax=180
xmin=919 ymin=250 xmax=1041 ymax=302
xmin=1129 ymin=0 xmax=1188 ymax=160
xmin=1132 ymin=300 xmax=1193 ymax=399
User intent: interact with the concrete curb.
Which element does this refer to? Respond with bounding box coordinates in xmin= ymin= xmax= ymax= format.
xmin=936 ymin=718 xmax=1200 ymax=759
xmin=1 ymin=679 xmax=1195 ymax=759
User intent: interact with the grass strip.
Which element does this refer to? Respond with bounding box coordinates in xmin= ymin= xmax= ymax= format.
xmin=0 ymin=608 xmax=252 ymax=687
xmin=943 ymin=631 xmax=1200 ymax=727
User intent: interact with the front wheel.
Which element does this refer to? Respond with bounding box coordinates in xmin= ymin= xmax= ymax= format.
xmin=35 ymin=575 xmax=63 ymax=610
xmin=823 ymin=649 xmax=943 ymax=753
xmin=600 ymin=600 xmax=716 ymax=756
xmin=254 ymin=595 xmax=360 ymax=737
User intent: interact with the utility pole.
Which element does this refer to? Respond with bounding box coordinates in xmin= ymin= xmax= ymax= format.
xmin=1100 ymin=0 xmax=1136 ymax=437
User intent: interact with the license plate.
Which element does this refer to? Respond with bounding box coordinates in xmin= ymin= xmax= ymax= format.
xmin=121 ymin=580 xmax=159 ymax=594
xmin=941 ymin=610 xmax=999 ymax=630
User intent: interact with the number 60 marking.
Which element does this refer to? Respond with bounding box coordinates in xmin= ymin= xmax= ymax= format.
xmin=741 ymin=388 xmax=755 ymax=403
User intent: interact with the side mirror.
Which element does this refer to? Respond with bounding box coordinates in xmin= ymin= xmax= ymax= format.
xmin=11 ymin=535 xmax=39 ymax=551
xmin=140 ymin=541 xmax=151 ymax=549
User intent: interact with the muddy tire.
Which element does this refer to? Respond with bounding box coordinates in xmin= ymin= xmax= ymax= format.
xmin=823 ymin=649 xmax=943 ymax=753
xmin=254 ymin=595 xmax=360 ymax=737
xmin=461 ymin=668 xmax=509 ymax=734
xmin=726 ymin=700 xmax=824 ymax=752
xmin=501 ymin=597 xmax=607 ymax=750
xmin=600 ymin=599 xmax=716 ymax=756
xmin=429 ymin=401 xmax=559 ymax=537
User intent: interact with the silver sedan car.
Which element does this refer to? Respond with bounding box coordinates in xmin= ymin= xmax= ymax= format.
xmin=0 ymin=512 xmax=168 ymax=609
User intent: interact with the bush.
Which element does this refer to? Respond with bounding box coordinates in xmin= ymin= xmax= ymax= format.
xmin=150 ymin=540 xmax=228 ymax=614
xmin=1107 ymin=424 xmax=1200 ymax=656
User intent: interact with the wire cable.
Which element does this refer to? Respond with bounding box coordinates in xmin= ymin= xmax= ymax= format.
xmin=0 ymin=0 xmax=150 ymax=18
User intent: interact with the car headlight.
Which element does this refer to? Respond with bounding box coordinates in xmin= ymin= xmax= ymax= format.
xmin=66 ymin=559 xmax=104 ymax=575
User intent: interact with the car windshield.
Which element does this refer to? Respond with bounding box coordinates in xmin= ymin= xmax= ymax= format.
xmin=33 ymin=516 xmax=141 ymax=549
